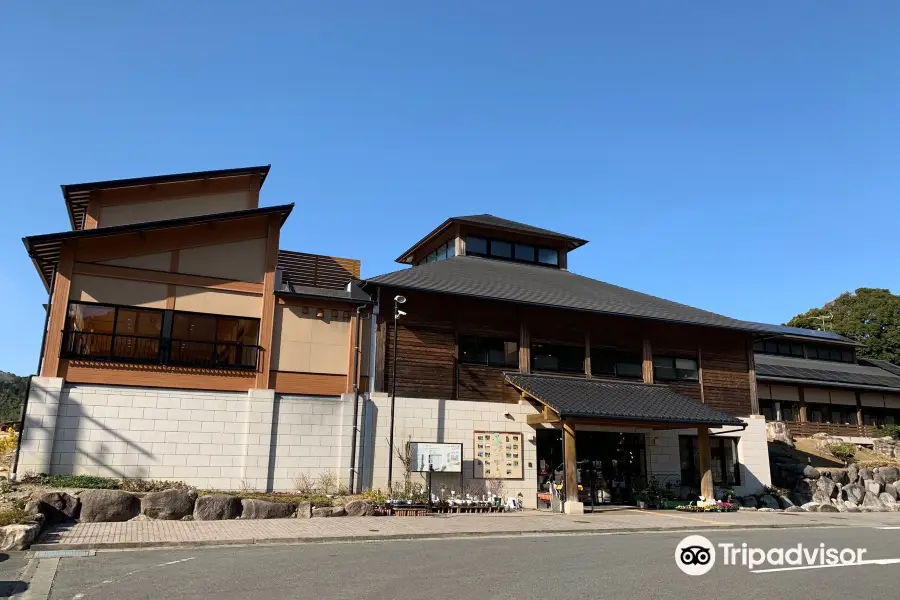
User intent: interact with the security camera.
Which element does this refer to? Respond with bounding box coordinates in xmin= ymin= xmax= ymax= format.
xmin=394 ymin=295 xmax=407 ymax=304
xmin=396 ymin=310 xmax=407 ymax=317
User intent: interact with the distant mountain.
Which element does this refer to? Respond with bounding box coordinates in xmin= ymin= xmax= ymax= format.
xmin=0 ymin=372 xmax=27 ymax=422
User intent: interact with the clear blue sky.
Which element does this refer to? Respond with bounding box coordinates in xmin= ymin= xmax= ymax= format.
xmin=1 ymin=2 xmax=898 ymax=376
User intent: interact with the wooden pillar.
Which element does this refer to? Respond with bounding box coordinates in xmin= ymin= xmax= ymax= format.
xmin=166 ymin=250 xmax=179 ymax=310
xmin=747 ymin=338 xmax=759 ymax=414
xmin=41 ymin=243 xmax=75 ymax=378
xmin=697 ymin=345 xmax=705 ymax=403
xmin=563 ymin=421 xmax=577 ymax=503
xmin=641 ymin=338 xmax=653 ymax=384
xmin=83 ymin=196 xmax=100 ymax=230
xmin=697 ymin=425 xmax=714 ymax=501
xmin=519 ymin=322 xmax=531 ymax=374
xmin=345 ymin=311 xmax=359 ymax=394
xmin=255 ymin=217 xmax=280 ymax=389
xmin=584 ymin=331 xmax=591 ymax=377
xmin=798 ymin=387 xmax=807 ymax=423
xmin=855 ymin=391 xmax=863 ymax=431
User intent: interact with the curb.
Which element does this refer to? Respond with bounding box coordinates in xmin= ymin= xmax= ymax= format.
xmin=29 ymin=522 xmax=835 ymax=552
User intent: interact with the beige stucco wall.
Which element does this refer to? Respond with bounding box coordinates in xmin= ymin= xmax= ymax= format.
xmin=99 ymin=251 xmax=172 ymax=271
xmin=69 ymin=274 xmax=168 ymax=308
xmin=178 ymin=238 xmax=266 ymax=283
xmin=173 ymin=286 xmax=261 ymax=317
xmin=272 ymin=305 xmax=349 ymax=374
xmin=98 ymin=191 xmax=252 ymax=227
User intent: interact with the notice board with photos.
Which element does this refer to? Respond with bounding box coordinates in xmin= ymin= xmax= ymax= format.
xmin=409 ymin=442 xmax=463 ymax=473
xmin=473 ymin=431 xmax=524 ymax=479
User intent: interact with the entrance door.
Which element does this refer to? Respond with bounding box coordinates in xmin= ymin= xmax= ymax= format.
xmin=576 ymin=432 xmax=647 ymax=507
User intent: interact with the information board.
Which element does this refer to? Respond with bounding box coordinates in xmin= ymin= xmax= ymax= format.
xmin=473 ymin=431 xmax=524 ymax=479
xmin=409 ymin=442 xmax=463 ymax=473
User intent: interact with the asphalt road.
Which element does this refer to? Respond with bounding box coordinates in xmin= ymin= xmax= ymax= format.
xmin=4 ymin=526 xmax=899 ymax=600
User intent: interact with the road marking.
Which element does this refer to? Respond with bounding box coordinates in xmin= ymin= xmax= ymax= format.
xmin=632 ymin=509 xmax=734 ymax=526
xmin=875 ymin=526 xmax=900 ymax=530
xmin=753 ymin=558 xmax=900 ymax=574
xmin=158 ymin=557 xmax=196 ymax=567
xmin=66 ymin=556 xmax=196 ymax=599
xmin=14 ymin=557 xmax=60 ymax=599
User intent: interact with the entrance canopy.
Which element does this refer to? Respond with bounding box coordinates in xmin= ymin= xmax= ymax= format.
xmin=505 ymin=373 xmax=745 ymax=429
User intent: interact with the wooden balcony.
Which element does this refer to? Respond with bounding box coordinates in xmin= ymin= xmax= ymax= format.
xmin=786 ymin=421 xmax=880 ymax=438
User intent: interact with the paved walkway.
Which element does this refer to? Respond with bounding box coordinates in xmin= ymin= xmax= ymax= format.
xmin=33 ymin=509 xmax=900 ymax=551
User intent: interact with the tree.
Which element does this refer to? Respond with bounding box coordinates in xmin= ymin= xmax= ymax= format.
xmin=0 ymin=372 xmax=27 ymax=423
xmin=785 ymin=288 xmax=900 ymax=366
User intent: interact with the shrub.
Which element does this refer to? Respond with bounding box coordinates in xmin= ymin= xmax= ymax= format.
xmin=0 ymin=431 xmax=17 ymax=454
xmin=23 ymin=474 xmax=121 ymax=489
xmin=0 ymin=479 xmax=13 ymax=494
xmin=881 ymin=424 xmax=900 ymax=440
xmin=316 ymin=471 xmax=338 ymax=495
xmin=0 ymin=508 xmax=38 ymax=527
xmin=827 ymin=443 xmax=857 ymax=463
xmin=361 ymin=489 xmax=386 ymax=504
xmin=222 ymin=491 xmax=332 ymax=507
xmin=293 ymin=473 xmax=315 ymax=494
xmin=120 ymin=479 xmax=188 ymax=493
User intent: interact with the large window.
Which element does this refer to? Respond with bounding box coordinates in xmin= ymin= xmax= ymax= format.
xmin=590 ymin=348 xmax=643 ymax=379
xmin=458 ymin=336 xmax=518 ymax=368
xmin=416 ymin=240 xmax=456 ymax=266
xmin=806 ymin=344 xmax=853 ymax=362
xmin=532 ymin=343 xmax=584 ymax=373
xmin=753 ymin=339 xmax=853 ymax=362
xmin=679 ymin=436 xmax=741 ymax=487
xmin=62 ymin=301 xmax=260 ymax=370
xmin=652 ymin=356 xmax=699 ymax=382
xmin=466 ymin=235 xmax=560 ymax=267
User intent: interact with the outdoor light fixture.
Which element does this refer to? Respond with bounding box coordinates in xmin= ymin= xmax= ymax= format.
xmin=387 ymin=294 xmax=407 ymax=491
xmin=315 ymin=309 xmax=324 ymax=318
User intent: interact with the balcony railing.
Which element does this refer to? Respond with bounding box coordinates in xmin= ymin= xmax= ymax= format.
xmin=62 ymin=331 xmax=260 ymax=371
xmin=786 ymin=421 xmax=881 ymax=438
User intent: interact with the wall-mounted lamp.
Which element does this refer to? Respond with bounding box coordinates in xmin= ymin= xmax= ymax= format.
xmin=504 ymin=413 xmax=515 ymax=421
xmin=316 ymin=309 xmax=325 ymax=319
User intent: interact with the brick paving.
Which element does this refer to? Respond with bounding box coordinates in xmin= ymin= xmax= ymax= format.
xmin=34 ymin=509 xmax=900 ymax=551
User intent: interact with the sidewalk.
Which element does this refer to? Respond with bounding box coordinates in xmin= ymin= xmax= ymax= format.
xmin=33 ymin=509 xmax=900 ymax=551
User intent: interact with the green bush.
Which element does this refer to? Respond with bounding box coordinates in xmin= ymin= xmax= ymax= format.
xmin=826 ymin=443 xmax=857 ymax=462
xmin=23 ymin=474 xmax=122 ymax=489
xmin=120 ymin=479 xmax=187 ymax=493
xmin=0 ymin=508 xmax=38 ymax=527
xmin=206 ymin=491 xmax=332 ymax=508
xmin=880 ymin=424 xmax=900 ymax=440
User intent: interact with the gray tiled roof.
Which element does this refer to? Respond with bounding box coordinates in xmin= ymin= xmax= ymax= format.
xmin=368 ymin=256 xmax=776 ymax=333
xmin=749 ymin=322 xmax=857 ymax=344
xmin=858 ymin=358 xmax=900 ymax=378
xmin=755 ymin=354 xmax=900 ymax=391
xmin=505 ymin=373 xmax=744 ymax=426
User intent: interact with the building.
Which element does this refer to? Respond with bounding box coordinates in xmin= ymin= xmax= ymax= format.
xmin=18 ymin=166 xmax=371 ymax=491
xmin=358 ymin=215 xmax=777 ymax=512
xmin=753 ymin=325 xmax=900 ymax=440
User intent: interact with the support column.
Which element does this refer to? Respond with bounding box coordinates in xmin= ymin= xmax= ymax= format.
xmin=584 ymin=331 xmax=591 ymax=377
xmin=255 ymin=218 xmax=280 ymax=389
xmin=562 ymin=420 xmax=583 ymax=514
xmin=15 ymin=377 xmax=64 ymax=479
xmin=747 ymin=339 xmax=759 ymax=414
xmin=241 ymin=388 xmax=276 ymax=491
xmin=798 ymin=387 xmax=807 ymax=423
xmin=697 ymin=425 xmax=714 ymax=501
xmin=41 ymin=243 xmax=74 ymax=378
xmin=518 ymin=322 xmax=531 ymax=374
xmin=641 ymin=339 xmax=653 ymax=384
xmin=855 ymin=391 xmax=863 ymax=431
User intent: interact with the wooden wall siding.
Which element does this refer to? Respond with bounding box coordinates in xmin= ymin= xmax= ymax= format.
xmin=384 ymin=323 xmax=456 ymax=399
xmin=277 ymin=250 xmax=361 ymax=290
xmin=457 ymin=364 xmax=520 ymax=403
xmin=700 ymin=349 xmax=753 ymax=416
xmin=270 ymin=371 xmax=345 ymax=396
xmin=255 ymin=219 xmax=280 ymax=389
xmin=92 ymin=175 xmax=259 ymax=207
xmin=665 ymin=381 xmax=703 ymax=401
xmin=59 ymin=360 xmax=256 ymax=392
xmin=72 ymin=261 xmax=264 ymax=295
xmin=42 ymin=243 xmax=75 ymax=378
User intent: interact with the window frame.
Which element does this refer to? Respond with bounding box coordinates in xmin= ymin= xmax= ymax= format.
xmin=531 ymin=342 xmax=585 ymax=374
xmin=63 ymin=301 xmax=166 ymax=364
xmin=457 ymin=335 xmax=519 ymax=368
xmin=652 ymin=355 xmax=699 ymax=382
xmin=465 ymin=235 xmax=561 ymax=268
xmin=589 ymin=347 xmax=643 ymax=380
xmin=678 ymin=435 xmax=741 ymax=487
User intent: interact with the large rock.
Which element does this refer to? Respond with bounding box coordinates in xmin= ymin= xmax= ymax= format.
xmin=776 ymin=495 xmax=795 ymax=509
xmin=312 ymin=506 xmax=346 ymax=517
xmin=843 ymin=483 xmax=866 ymax=505
xmin=0 ymin=524 xmax=40 ymax=551
xmin=784 ymin=505 xmax=806 ymax=513
xmin=843 ymin=501 xmax=861 ymax=512
xmin=141 ymin=488 xmax=198 ymax=520
xmin=884 ymin=483 xmax=899 ymax=500
xmin=766 ymin=422 xmax=794 ymax=446
xmin=79 ymin=490 xmax=140 ymax=523
xmin=794 ymin=478 xmax=817 ymax=496
xmin=865 ymin=480 xmax=884 ymax=496
xmin=758 ymin=494 xmax=780 ymax=509
xmin=879 ymin=467 xmax=900 ymax=485
xmin=878 ymin=493 xmax=897 ymax=506
xmin=790 ymin=492 xmax=813 ymax=507
xmin=812 ymin=477 xmax=837 ymax=504
xmin=802 ymin=465 xmax=821 ymax=480
xmin=861 ymin=493 xmax=889 ymax=512
xmin=32 ymin=492 xmax=80 ymax=522
xmin=343 ymin=500 xmax=375 ymax=516
xmin=193 ymin=494 xmax=242 ymax=521
xmin=817 ymin=503 xmax=840 ymax=513
xmin=858 ymin=467 xmax=875 ymax=482
xmin=847 ymin=464 xmax=859 ymax=484
xmin=240 ymin=499 xmax=296 ymax=519
xmin=801 ymin=502 xmax=821 ymax=512
xmin=295 ymin=501 xmax=312 ymax=519
xmin=873 ymin=438 xmax=899 ymax=458
xmin=821 ymin=469 xmax=849 ymax=486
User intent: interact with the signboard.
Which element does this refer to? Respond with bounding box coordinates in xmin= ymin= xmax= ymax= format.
xmin=409 ymin=442 xmax=462 ymax=473
xmin=473 ymin=431 xmax=524 ymax=480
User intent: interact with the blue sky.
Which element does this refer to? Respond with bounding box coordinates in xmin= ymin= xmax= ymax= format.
xmin=1 ymin=2 xmax=898 ymax=376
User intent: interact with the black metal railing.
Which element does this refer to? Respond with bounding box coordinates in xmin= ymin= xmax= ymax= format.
xmin=62 ymin=331 xmax=259 ymax=371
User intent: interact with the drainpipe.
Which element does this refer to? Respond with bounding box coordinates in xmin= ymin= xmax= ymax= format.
xmin=348 ymin=304 xmax=365 ymax=493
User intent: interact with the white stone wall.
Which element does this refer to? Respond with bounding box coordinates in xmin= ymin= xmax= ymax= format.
xmin=16 ymin=378 xmax=354 ymax=492
xmin=360 ymin=393 xmax=542 ymax=508
xmin=645 ymin=415 xmax=771 ymax=496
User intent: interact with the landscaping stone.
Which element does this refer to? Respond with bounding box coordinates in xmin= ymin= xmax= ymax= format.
xmin=790 ymin=492 xmax=812 ymax=507
xmin=843 ymin=483 xmax=866 ymax=505
xmin=884 ymin=483 xmax=899 ymax=500
xmin=738 ymin=506 xmax=757 ymax=511
xmin=344 ymin=500 xmax=375 ymax=516
xmin=878 ymin=493 xmax=897 ymax=506
xmin=0 ymin=523 xmax=41 ymax=551
xmin=843 ymin=501 xmax=861 ymax=512
xmin=784 ymin=505 xmax=806 ymax=512
xmin=794 ymin=478 xmax=816 ymax=496
xmin=79 ymin=490 xmax=140 ymax=523
xmin=758 ymin=494 xmax=780 ymax=509
xmin=802 ymin=465 xmax=821 ymax=480
xmin=801 ymin=502 xmax=821 ymax=512
xmin=141 ymin=488 xmax=198 ymax=520
xmin=865 ymin=481 xmax=883 ymax=496
xmin=880 ymin=466 xmax=900 ymax=485
xmin=757 ymin=507 xmax=778 ymax=512
xmin=776 ymin=495 xmax=795 ymax=509
xmin=294 ymin=501 xmax=312 ymax=519
xmin=817 ymin=503 xmax=840 ymax=513
xmin=312 ymin=506 xmax=346 ymax=517
xmin=766 ymin=422 xmax=794 ymax=446
xmin=32 ymin=492 xmax=80 ymax=522
xmin=822 ymin=469 xmax=849 ymax=486
xmin=240 ymin=499 xmax=296 ymax=519
xmin=193 ymin=494 xmax=242 ymax=521
xmin=858 ymin=467 xmax=875 ymax=482
xmin=812 ymin=477 xmax=837 ymax=504
xmin=848 ymin=464 xmax=859 ymax=483
xmin=861 ymin=493 xmax=889 ymax=512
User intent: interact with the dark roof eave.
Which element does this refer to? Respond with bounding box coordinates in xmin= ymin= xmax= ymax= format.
xmin=756 ymin=375 xmax=900 ymax=394
xmin=61 ymin=164 xmax=271 ymax=197
xmin=754 ymin=333 xmax=861 ymax=347
xmin=554 ymin=411 xmax=745 ymax=427
xmin=274 ymin=290 xmax=372 ymax=305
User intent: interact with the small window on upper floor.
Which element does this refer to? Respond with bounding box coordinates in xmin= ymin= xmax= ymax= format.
xmin=538 ymin=248 xmax=559 ymax=266
xmin=467 ymin=236 xmax=488 ymax=255
xmin=466 ymin=235 xmax=560 ymax=267
xmin=653 ymin=356 xmax=699 ymax=382
xmin=490 ymin=240 xmax=512 ymax=259
xmin=514 ymin=244 xmax=535 ymax=262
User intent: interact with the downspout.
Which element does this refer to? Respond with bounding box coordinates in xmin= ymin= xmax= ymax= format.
xmin=348 ymin=304 xmax=365 ymax=493
xmin=12 ymin=267 xmax=56 ymax=480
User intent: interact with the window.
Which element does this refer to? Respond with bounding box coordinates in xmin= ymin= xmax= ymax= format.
xmin=590 ymin=348 xmax=643 ymax=379
xmin=416 ymin=240 xmax=456 ymax=266
xmin=63 ymin=301 xmax=259 ymax=370
xmin=760 ymin=399 xmax=776 ymax=421
xmin=532 ymin=343 xmax=584 ymax=373
xmin=465 ymin=235 xmax=561 ymax=267
xmin=754 ymin=339 xmax=804 ymax=357
xmin=805 ymin=344 xmax=853 ymax=362
xmin=538 ymin=248 xmax=559 ymax=265
xmin=652 ymin=356 xmax=699 ymax=381
xmin=490 ymin=240 xmax=512 ymax=259
xmin=64 ymin=302 xmax=162 ymax=362
xmin=679 ymin=436 xmax=741 ymax=487
xmin=466 ymin=236 xmax=488 ymax=255
xmin=514 ymin=244 xmax=535 ymax=262
xmin=458 ymin=336 xmax=518 ymax=368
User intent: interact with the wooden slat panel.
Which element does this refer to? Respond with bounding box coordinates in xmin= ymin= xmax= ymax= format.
xmin=59 ymin=359 xmax=255 ymax=392
xmin=277 ymin=250 xmax=360 ymax=290
xmin=256 ymin=219 xmax=280 ymax=388
xmin=73 ymin=261 xmax=263 ymax=294
xmin=665 ymin=381 xmax=703 ymax=401
xmin=457 ymin=364 xmax=520 ymax=403
xmin=270 ymin=371 xmax=345 ymax=396
xmin=385 ymin=323 xmax=456 ymax=399
xmin=42 ymin=243 xmax=75 ymax=377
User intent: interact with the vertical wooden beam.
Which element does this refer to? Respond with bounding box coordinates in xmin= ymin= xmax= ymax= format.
xmin=518 ymin=321 xmax=531 ymax=374
xmin=584 ymin=331 xmax=591 ymax=377
xmin=166 ymin=250 xmax=179 ymax=310
xmin=697 ymin=345 xmax=705 ymax=404
xmin=345 ymin=311 xmax=359 ymax=394
xmin=41 ymin=243 xmax=75 ymax=377
xmin=855 ymin=391 xmax=863 ymax=428
xmin=697 ymin=425 xmax=714 ymax=501
xmin=453 ymin=223 xmax=465 ymax=257
xmin=641 ymin=338 xmax=653 ymax=384
xmin=83 ymin=196 xmax=101 ymax=230
xmin=558 ymin=249 xmax=568 ymax=270
xmin=255 ymin=218 xmax=280 ymax=389
xmin=562 ymin=421 xmax=577 ymax=503
xmin=746 ymin=338 xmax=759 ymax=414
xmin=798 ymin=386 xmax=807 ymax=423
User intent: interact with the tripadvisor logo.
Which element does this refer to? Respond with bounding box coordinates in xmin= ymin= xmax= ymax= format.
xmin=675 ymin=535 xmax=868 ymax=575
